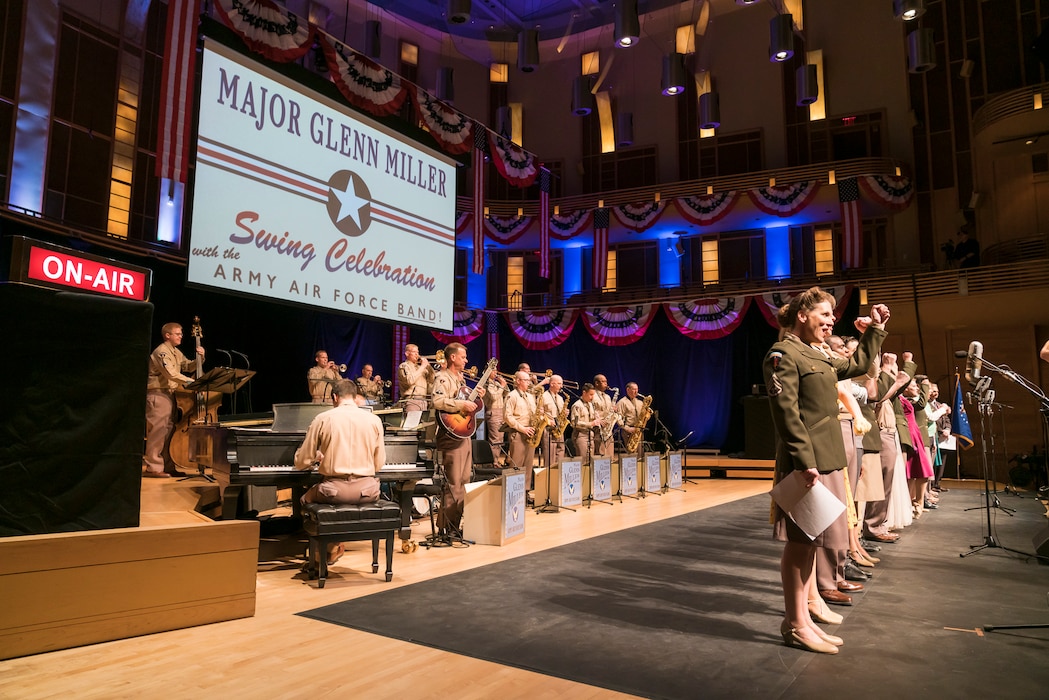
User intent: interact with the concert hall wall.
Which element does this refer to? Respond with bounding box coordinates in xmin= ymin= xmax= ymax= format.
xmin=0 ymin=284 xmax=151 ymax=536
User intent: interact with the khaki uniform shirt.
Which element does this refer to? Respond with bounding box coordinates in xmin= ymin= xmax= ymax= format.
xmin=617 ymin=396 xmax=644 ymax=428
xmin=570 ymin=398 xmax=597 ymax=431
xmin=398 ymin=360 xmax=433 ymax=402
xmin=504 ymin=389 xmax=537 ymax=434
xmin=307 ymin=366 xmax=341 ymax=403
xmin=147 ymin=341 xmax=195 ymax=391
xmin=432 ymin=370 xmax=472 ymax=415
xmin=294 ymin=403 xmax=385 ymax=478
xmin=357 ymin=376 xmax=384 ymax=402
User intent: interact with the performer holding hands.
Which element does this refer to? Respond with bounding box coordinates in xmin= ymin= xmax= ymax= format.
xmin=764 ymin=288 xmax=889 ymax=655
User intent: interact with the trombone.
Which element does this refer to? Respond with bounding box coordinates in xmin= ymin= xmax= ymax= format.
xmin=419 ymin=349 xmax=445 ymax=369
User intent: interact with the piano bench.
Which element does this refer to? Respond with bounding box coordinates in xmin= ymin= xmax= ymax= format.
xmin=301 ymin=501 xmax=403 ymax=587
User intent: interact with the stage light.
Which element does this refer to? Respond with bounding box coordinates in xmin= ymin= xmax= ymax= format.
xmin=699 ymin=91 xmax=720 ymax=129
xmin=572 ymin=75 xmax=594 ymax=116
xmin=615 ymin=0 xmax=640 ymax=48
xmin=364 ymin=20 xmax=381 ymax=58
xmin=907 ymin=28 xmax=936 ymax=73
xmin=617 ymin=112 xmax=634 ymax=147
xmin=447 ymin=0 xmax=470 ymax=25
xmin=893 ymin=0 xmax=925 ymax=21
xmin=518 ymin=30 xmax=539 ymax=72
xmin=436 ymin=67 xmax=454 ymax=102
xmin=796 ymin=64 xmax=819 ymax=105
xmin=661 ymin=53 xmax=686 ymax=96
xmin=769 ymin=14 xmax=794 ymax=62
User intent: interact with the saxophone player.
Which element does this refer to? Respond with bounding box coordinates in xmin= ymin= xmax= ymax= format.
xmin=540 ymin=375 xmax=567 ymax=470
xmin=570 ymin=383 xmax=605 ymax=465
xmin=617 ymin=382 xmax=647 ymax=458
xmin=503 ymin=370 xmax=538 ymax=487
xmin=592 ymin=374 xmax=615 ymax=457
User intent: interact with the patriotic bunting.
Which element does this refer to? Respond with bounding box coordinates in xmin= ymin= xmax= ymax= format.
xmin=506 ymin=309 xmax=579 ymax=350
xmin=484 ymin=214 xmax=534 ymax=244
xmin=213 ymin=0 xmax=315 ymax=63
xmin=748 ymin=181 xmax=820 ymax=217
xmin=319 ymin=36 xmax=408 ymax=117
xmin=409 ymin=85 xmax=474 ymax=155
xmin=675 ymin=191 xmax=739 ymax=226
xmin=431 ymin=309 xmax=486 ymax=345
xmin=839 ymin=178 xmax=863 ymax=269
xmin=612 ymin=201 xmax=667 ymax=232
xmin=455 ymin=211 xmax=471 ymax=234
xmin=664 ymin=297 xmax=752 ymax=340
xmin=756 ymin=286 xmax=853 ymax=328
xmin=860 ymin=174 xmax=914 ymax=211
xmin=488 ymin=132 xmax=539 ymax=188
xmin=593 ymin=208 xmax=610 ymax=289
xmin=550 ymin=209 xmax=592 ymax=240
xmin=392 ymin=325 xmax=410 ymax=402
xmin=581 ymin=305 xmax=658 ymax=346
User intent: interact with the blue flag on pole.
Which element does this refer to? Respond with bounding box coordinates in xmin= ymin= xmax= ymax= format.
xmin=950 ymin=375 xmax=974 ymax=449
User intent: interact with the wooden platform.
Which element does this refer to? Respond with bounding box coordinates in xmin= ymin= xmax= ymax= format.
xmin=683 ymin=452 xmax=775 ymax=479
xmin=0 ymin=486 xmax=259 ymax=660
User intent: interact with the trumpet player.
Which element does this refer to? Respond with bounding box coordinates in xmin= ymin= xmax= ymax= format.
xmin=617 ymin=382 xmax=647 ymax=458
xmin=540 ymin=375 xmax=567 ymax=470
xmin=308 ymin=350 xmax=343 ymax=403
xmin=398 ymin=344 xmax=433 ymax=413
xmin=356 ymin=364 xmax=385 ymax=406
xmin=570 ymin=383 xmax=605 ymax=465
xmin=482 ymin=370 xmax=509 ymax=465
xmin=592 ymin=374 xmax=615 ymax=457
xmin=504 ymin=370 xmax=538 ymax=487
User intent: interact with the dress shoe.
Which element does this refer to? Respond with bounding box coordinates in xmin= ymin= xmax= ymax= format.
xmin=808 ymin=598 xmax=844 ymax=625
xmin=780 ymin=620 xmax=839 ymax=654
xmin=866 ymin=532 xmax=899 ymax=543
xmin=849 ymin=549 xmax=877 ymax=567
xmin=142 ymin=471 xmax=171 ymax=478
xmin=838 ymin=580 xmax=864 ymax=593
xmin=819 ymin=589 xmax=853 ymax=606
xmin=859 ymin=540 xmax=882 ymax=553
xmin=326 ymin=543 xmax=345 ymax=566
xmin=811 ymin=625 xmax=844 ymax=646
xmin=844 ymin=562 xmax=871 ymax=582
xmin=933 ymin=486 xmax=949 ymax=492
xmin=924 ymin=501 xmax=939 ymax=509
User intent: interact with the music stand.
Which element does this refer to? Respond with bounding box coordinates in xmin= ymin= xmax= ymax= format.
xmin=180 ymin=368 xmax=255 ymax=482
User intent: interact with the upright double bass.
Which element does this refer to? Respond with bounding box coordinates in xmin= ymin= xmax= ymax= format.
xmin=168 ymin=317 xmax=222 ymax=471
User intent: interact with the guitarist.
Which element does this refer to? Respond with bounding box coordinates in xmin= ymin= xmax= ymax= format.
xmin=431 ymin=343 xmax=484 ymax=535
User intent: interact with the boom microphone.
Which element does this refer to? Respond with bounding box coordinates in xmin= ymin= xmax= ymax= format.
xmin=964 ymin=340 xmax=983 ymax=385
xmin=953 ymin=350 xmax=969 ymax=358
xmin=216 ymin=348 xmax=233 ymax=367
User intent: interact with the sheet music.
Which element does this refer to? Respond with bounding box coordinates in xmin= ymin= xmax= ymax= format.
xmin=770 ymin=470 xmax=845 ymax=540
xmin=401 ymin=410 xmax=422 ymax=429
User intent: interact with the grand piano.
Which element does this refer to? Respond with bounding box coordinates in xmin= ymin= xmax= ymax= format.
xmin=188 ymin=403 xmax=433 ymax=541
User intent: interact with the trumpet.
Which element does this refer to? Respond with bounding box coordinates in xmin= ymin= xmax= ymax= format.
xmin=331 ymin=362 xmax=348 ymax=373
xmin=382 ymin=380 xmax=392 ymax=388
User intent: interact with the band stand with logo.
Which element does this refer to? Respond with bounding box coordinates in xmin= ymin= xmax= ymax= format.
xmin=613 ymin=455 xmax=640 ymax=501
xmin=463 ymin=471 xmax=527 ymax=545
xmin=583 ymin=456 xmax=614 ymax=507
xmin=638 ymin=452 xmax=663 ymax=498
xmin=534 ymin=458 xmax=583 ymax=512
xmin=661 ymin=450 xmax=685 ymax=493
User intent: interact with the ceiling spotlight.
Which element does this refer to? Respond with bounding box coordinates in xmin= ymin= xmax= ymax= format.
xmin=572 ymin=75 xmax=595 ymax=116
xmin=770 ymin=14 xmax=794 ymax=62
xmin=736 ymin=0 xmax=762 ymax=5
xmin=796 ymin=64 xmax=819 ymax=105
xmin=518 ymin=29 xmax=539 ymax=72
xmin=615 ymin=0 xmax=640 ymax=48
xmin=893 ymin=0 xmax=926 ymax=21
xmin=447 ymin=0 xmax=470 ymax=25
xmin=662 ymin=53 xmax=686 ymax=96
xmin=907 ymin=28 xmax=936 ymax=73
xmin=699 ymin=92 xmax=720 ymax=129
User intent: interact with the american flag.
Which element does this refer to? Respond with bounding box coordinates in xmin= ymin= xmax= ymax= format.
xmin=486 ymin=310 xmax=500 ymax=364
xmin=392 ymin=325 xmax=410 ymax=402
xmin=538 ymin=168 xmax=551 ymax=278
xmin=156 ymin=0 xmax=199 ymax=183
xmin=839 ymin=178 xmax=862 ymax=269
xmin=593 ymin=207 xmax=610 ymax=289
xmin=472 ymin=124 xmax=487 ymax=275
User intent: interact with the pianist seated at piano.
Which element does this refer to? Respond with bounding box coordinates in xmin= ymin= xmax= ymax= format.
xmin=294 ymin=379 xmax=386 ymax=564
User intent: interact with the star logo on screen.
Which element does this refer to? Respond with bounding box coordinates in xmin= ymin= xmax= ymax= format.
xmin=326 ymin=170 xmax=372 ymax=237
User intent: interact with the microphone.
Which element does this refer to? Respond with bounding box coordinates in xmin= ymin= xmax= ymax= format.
xmin=216 ymin=348 xmax=233 ymax=367
xmin=231 ymin=349 xmax=250 ymax=370
xmin=953 ymin=350 xmax=968 ymax=359
xmin=964 ymin=340 xmax=983 ymax=385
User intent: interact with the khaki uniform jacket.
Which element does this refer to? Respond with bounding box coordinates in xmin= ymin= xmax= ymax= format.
xmin=764 ymin=326 xmax=886 ymax=474
xmin=398 ymin=360 xmax=433 ymax=402
xmin=504 ymin=389 xmax=537 ymax=434
xmin=147 ymin=341 xmax=196 ymax=391
xmin=293 ymin=403 xmax=385 ymax=478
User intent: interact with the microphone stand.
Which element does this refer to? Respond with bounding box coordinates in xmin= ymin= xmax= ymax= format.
xmin=230 ymin=350 xmax=252 ymax=413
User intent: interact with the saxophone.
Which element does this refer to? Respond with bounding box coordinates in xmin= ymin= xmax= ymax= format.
xmin=599 ymin=387 xmax=621 ymax=443
xmin=624 ymin=395 xmax=653 ymax=454
xmin=552 ymin=391 xmax=570 ymax=439
xmin=526 ymin=386 xmax=550 ymax=449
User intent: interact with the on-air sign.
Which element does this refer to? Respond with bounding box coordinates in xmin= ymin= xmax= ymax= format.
xmin=7 ymin=237 xmax=151 ymax=301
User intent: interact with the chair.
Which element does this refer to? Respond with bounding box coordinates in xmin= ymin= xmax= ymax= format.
xmin=471 ymin=439 xmax=505 ymax=482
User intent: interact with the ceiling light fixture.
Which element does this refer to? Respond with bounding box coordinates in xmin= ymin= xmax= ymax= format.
xmin=615 ymin=0 xmax=640 ymax=48
xmin=447 ymin=0 xmax=470 ymax=25
xmin=770 ymin=14 xmax=794 ymax=62
xmin=661 ymin=53 xmax=686 ymax=95
xmin=893 ymin=0 xmax=926 ymax=21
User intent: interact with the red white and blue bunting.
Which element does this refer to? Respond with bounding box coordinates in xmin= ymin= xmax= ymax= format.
xmin=507 ymin=309 xmax=579 ymax=350
xmin=581 ymin=305 xmax=658 ymax=346
xmin=860 ymin=174 xmax=913 ymax=211
xmin=488 ymin=133 xmax=539 ymax=188
xmin=214 ymin=0 xmax=316 ymax=63
xmin=549 ymin=209 xmax=591 ymax=240
xmin=319 ymin=36 xmax=407 ymax=117
xmin=431 ymin=309 xmax=486 ymax=345
xmin=756 ymin=286 xmax=854 ymax=328
xmin=664 ymin=297 xmax=752 ymax=340
xmin=455 ymin=211 xmax=471 ymax=234
xmin=410 ymin=85 xmax=474 ymax=155
xmin=675 ymin=191 xmax=739 ymax=226
xmin=483 ymin=214 xmax=534 ymax=244
xmin=612 ymin=201 xmax=667 ymax=232
xmin=748 ymin=181 xmax=820 ymax=217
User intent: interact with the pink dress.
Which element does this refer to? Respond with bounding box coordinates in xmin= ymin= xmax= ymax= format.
xmin=901 ymin=399 xmax=934 ymax=479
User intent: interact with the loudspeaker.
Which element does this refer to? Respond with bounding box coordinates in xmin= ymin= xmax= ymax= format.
xmin=364 ymin=20 xmax=381 ymax=58
xmin=1032 ymin=525 xmax=1049 ymax=565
